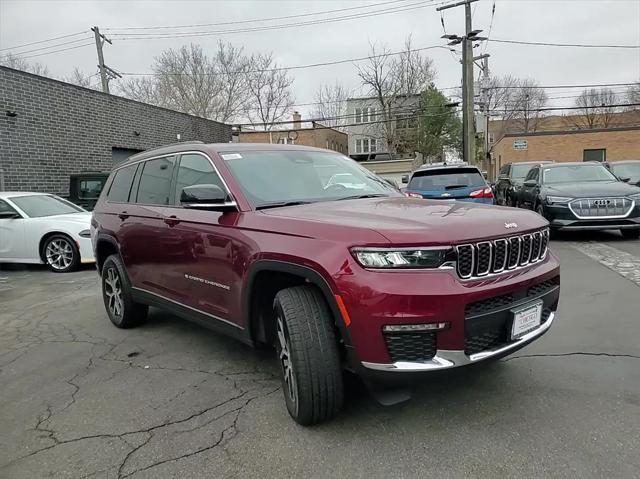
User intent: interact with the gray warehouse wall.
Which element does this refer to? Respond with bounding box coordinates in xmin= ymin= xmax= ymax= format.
xmin=0 ymin=66 xmax=231 ymax=196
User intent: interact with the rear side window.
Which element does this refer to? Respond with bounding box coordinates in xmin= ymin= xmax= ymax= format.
xmin=408 ymin=168 xmax=485 ymax=191
xmin=107 ymin=165 xmax=137 ymax=203
xmin=525 ymin=167 xmax=539 ymax=182
xmin=173 ymin=154 xmax=225 ymax=204
xmin=135 ymin=156 xmax=176 ymax=205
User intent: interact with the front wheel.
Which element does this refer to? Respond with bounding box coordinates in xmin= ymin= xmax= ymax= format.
xmin=274 ymin=286 xmax=344 ymax=425
xmin=621 ymin=229 xmax=640 ymax=240
xmin=101 ymin=254 xmax=148 ymax=328
xmin=43 ymin=234 xmax=80 ymax=272
xmin=536 ymin=203 xmax=547 ymax=219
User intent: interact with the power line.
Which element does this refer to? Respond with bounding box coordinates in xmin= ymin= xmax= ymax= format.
xmin=481 ymin=102 xmax=640 ymax=114
xmin=103 ymin=0 xmax=412 ymax=31
xmin=482 ymin=0 xmax=496 ymax=54
xmin=0 ymin=31 xmax=87 ymax=53
xmin=485 ymin=81 xmax=639 ymax=90
xmin=18 ymin=43 xmax=94 ymax=60
xmin=0 ymin=36 xmax=94 ymax=58
xmin=121 ymin=45 xmax=449 ymax=76
xmin=111 ymin=1 xmax=437 ymax=40
xmin=491 ymin=38 xmax=640 ymax=49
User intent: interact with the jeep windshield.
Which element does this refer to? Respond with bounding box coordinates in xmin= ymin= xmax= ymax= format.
xmin=221 ymin=150 xmax=400 ymax=208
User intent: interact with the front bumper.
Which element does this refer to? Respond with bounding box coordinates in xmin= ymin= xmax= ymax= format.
xmin=546 ymin=204 xmax=640 ymax=231
xmin=362 ymin=311 xmax=554 ymax=372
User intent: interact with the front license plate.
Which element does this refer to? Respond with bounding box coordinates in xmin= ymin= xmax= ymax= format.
xmin=511 ymin=301 xmax=543 ymax=340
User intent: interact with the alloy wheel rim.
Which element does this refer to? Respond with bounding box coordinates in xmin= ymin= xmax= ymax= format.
xmin=45 ymin=239 xmax=73 ymax=270
xmin=276 ymin=314 xmax=298 ymax=411
xmin=104 ymin=267 xmax=124 ymax=318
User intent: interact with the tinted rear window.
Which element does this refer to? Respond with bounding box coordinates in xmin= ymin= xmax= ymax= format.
xmin=408 ymin=168 xmax=485 ymax=191
xmin=107 ymin=165 xmax=137 ymax=202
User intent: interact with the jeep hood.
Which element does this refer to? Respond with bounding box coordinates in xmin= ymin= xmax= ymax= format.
xmin=260 ymin=197 xmax=546 ymax=244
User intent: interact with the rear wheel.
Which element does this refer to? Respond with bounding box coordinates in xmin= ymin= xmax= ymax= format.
xmin=43 ymin=234 xmax=80 ymax=273
xmin=621 ymin=229 xmax=640 ymax=240
xmin=273 ymin=286 xmax=344 ymax=425
xmin=101 ymin=254 xmax=148 ymax=328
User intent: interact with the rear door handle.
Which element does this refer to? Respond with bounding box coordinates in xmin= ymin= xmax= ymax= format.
xmin=164 ymin=215 xmax=180 ymax=227
xmin=118 ymin=211 xmax=129 ymax=220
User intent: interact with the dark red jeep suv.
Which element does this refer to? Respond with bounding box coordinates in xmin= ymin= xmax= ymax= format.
xmin=91 ymin=143 xmax=560 ymax=425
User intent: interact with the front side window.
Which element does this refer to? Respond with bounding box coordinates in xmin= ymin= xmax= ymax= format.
xmin=173 ymin=154 xmax=225 ymax=204
xmin=0 ymin=199 xmax=19 ymax=216
xmin=525 ymin=167 xmax=539 ymax=182
xmin=135 ymin=156 xmax=176 ymax=205
xmin=511 ymin=164 xmax=534 ymax=179
xmin=222 ymin=150 xmax=399 ymax=208
xmin=10 ymin=195 xmax=83 ymax=218
xmin=611 ymin=162 xmax=640 ymax=183
xmin=542 ymin=165 xmax=617 ymax=184
xmin=107 ymin=165 xmax=137 ymax=203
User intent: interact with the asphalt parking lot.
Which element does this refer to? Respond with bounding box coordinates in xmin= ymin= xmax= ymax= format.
xmin=1 ymin=232 xmax=639 ymax=479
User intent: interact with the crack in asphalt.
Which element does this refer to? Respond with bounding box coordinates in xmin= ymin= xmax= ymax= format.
xmin=503 ymin=351 xmax=640 ymax=361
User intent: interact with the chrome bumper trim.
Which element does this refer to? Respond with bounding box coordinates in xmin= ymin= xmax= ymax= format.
xmin=361 ymin=312 xmax=555 ymax=372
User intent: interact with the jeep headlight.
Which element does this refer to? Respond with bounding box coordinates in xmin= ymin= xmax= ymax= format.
xmin=546 ymin=196 xmax=572 ymax=205
xmin=351 ymin=247 xmax=452 ymax=269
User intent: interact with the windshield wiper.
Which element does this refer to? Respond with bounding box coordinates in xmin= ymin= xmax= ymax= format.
xmin=256 ymin=200 xmax=313 ymax=210
xmin=337 ymin=194 xmax=388 ymax=200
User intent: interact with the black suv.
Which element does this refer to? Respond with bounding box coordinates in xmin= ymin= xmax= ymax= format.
xmin=518 ymin=162 xmax=640 ymax=237
xmin=495 ymin=161 xmax=553 ymax=206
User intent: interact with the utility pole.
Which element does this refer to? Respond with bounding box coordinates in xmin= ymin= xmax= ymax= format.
xmin=438 ymin=0 xmax=486 ymax=165
xmin=91 ymin=26 xmax=121 ymax=94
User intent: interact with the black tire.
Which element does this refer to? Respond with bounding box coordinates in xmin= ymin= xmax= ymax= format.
xmin=273 ymin=286 xmax=344 ymax=425
xmin=101 ymin=254 xmax=148 ymax=328
xmin=621 ymin=229 xmax=640 ymax=240
xmin=43 ymin=234 xmax=80 ymax=273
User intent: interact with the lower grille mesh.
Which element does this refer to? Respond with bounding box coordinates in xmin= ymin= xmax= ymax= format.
xmin=384 ymin=332 xmax=437 ymax=362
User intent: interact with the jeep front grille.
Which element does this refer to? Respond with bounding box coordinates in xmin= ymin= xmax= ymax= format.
xmin=455 ymin=229 xmax=549 ymax=279
xmin=569 ymin=197 xmax=633 ymax=219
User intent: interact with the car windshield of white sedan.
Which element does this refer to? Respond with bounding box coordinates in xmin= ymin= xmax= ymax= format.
xmin=11 ymin=195 xmax=84 ymax=218
xmin=222 ymin=150 xmax=400 ymax=208
xmin=542 ymin=165 xmax=617 ymax=184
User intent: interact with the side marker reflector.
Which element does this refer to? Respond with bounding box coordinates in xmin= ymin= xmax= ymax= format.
xmin=335 ymin=294 xmax=351 ymax=327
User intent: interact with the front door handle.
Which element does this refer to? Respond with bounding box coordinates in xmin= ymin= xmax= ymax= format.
xmin=118 ymin=211 xmax=129 ymax=220
xmin=164 ymin=215 xmax=180 ymax=227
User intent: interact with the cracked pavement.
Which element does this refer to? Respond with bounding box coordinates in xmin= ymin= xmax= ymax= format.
xmin=1 ymin=232 xmax=639 ymax=478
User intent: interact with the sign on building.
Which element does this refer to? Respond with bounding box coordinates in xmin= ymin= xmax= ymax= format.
xmin=513 ymin=139 xmax=528 ymax=151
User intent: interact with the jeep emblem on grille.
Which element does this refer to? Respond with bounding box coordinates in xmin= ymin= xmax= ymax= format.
xmin=504 ymin=222 xmax=518 ymax=229
xmin=593 ymin=199 xmax=611 ymax=207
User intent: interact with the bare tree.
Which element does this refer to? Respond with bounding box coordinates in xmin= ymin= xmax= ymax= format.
xmin=0 ymin=53 xmax=50 ymax=76
xmin=572 ymin=88 xmax=619 ymax=129
xmin=506 ymin=79 xmax=549 ymax=133
xmin=63 ymin=67 xmax=98 ymax=89
xmin=311 ymin=82 xmax=350 ymax=130
xmin=118 ymin=76 xmax=163 ymax=105
xmin=356 ymin=36 xmax=436 ymax=154
xmin=213 ymin=42 xmax=252 ymax=123
xmin=625 ymin=82 xmax=640 ymax=110
xmin=245 ymin=53 xmax=294 ymax=130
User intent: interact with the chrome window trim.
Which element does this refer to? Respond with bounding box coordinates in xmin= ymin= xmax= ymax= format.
xmin=568 ymin=197 xmax=634 ymax=220
xmin=362 ymin=312 xmax=555 ymax=372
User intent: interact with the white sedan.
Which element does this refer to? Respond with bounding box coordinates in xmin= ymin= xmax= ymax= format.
xmin=0 ymin=192 xmax=95 ymax=272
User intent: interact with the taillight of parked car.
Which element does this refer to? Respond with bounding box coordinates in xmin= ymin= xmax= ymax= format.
xmin=404 ymin=192 xmax=422 ymax=198
xmin=470 ymin=187 xmax=494 ymax=199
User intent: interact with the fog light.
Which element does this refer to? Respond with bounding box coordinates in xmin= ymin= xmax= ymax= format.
xmin=383 ymin=322 xmax=449 ymax=333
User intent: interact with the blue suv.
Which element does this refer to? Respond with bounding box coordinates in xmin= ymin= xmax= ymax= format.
xmin=404 ymin=164 xmax=495 ymax=204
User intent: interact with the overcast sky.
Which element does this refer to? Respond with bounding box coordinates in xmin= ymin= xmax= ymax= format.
xmin=1 ymin=0 xmax=639 ymax=118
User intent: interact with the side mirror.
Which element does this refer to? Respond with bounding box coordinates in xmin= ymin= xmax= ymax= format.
xmin=619 ymin=177 xmax=631 ymax=183
xmin=180 ymin=184 xmax=236 ymax=211
xmin=523 ymin=179 xmax=538 ymax=187
xmin=0 ymin=211 xmax=20 ymax=219
xmin=401 ymin=175 xmax=409 ymax=184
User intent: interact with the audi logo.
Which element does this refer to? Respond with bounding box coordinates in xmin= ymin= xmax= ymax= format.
xmin=593 ymin=199 xmax=611 ymax=207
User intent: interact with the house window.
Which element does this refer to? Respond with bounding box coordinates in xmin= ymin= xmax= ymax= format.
xmin=362 ymin=139 xmax=370 ymax=153
xmin=584 ymin=149 xmax=606 ymax=162
xmin=355 ymin=108 xmax=363 ymax=123
xmin=355 ymin=139 xmax=362 ymax=153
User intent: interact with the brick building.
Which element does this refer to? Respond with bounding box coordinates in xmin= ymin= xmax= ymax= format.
xmin=0 ymin=66 xmax=231 ymax=195
xmin=485 ymin=111 xmax=640 ymax=179
xmin=238 ymin=112 xmax=348 ymax=154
